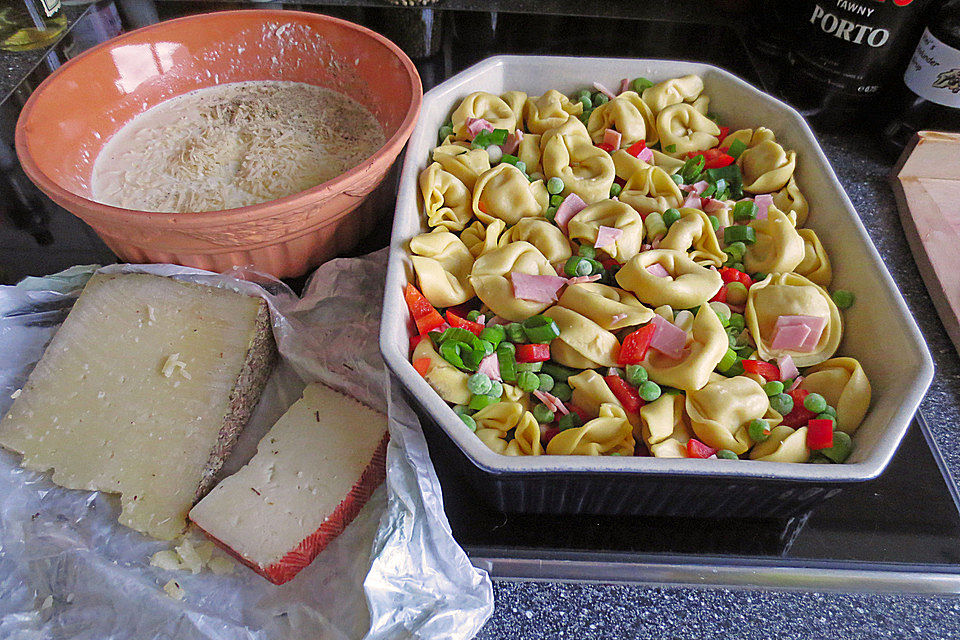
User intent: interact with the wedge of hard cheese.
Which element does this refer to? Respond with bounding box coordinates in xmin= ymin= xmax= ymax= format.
xmin=0 ymin=273 xmax=276 ymax=540
xmin=189 ymin=382 xmax=389 ymax=584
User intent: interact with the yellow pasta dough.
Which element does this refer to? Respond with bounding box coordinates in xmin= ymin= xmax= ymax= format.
xmin=567 ymin=199 xmax=645 ymax=263
xmin=616 ymin=249 xmax=723 ymax=309
xmin=409 ymin=230 xmax=475 ymax=307
xmin=799 ymin=357 xmax=871 ymax=434
xmin=419 ymin=162 xmax=473 ymax=232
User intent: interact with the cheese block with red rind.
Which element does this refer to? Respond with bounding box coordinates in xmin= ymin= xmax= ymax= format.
xmin=189 ymin=382 xmax=389 ymax=584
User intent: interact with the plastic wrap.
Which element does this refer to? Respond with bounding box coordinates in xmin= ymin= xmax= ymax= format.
xmin=0 ymin=250 xmax=493 ymax=640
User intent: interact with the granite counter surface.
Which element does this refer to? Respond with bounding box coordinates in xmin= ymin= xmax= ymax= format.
xmin=474 ymin=132 xmax=960 ymax=639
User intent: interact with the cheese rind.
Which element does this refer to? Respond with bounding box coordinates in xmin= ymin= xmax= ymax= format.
xmin=0 ymin=273 xmax=276 ymax=540
xmin=189 ymin=382 xmax=389 ymax=584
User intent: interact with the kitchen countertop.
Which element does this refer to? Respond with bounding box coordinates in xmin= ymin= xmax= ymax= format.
xmin=470 ymin=131 xmax=960 ymax=638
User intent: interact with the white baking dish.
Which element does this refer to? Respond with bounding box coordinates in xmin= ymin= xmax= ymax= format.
xmin=380 ymin=55 xmax=933 ymax=504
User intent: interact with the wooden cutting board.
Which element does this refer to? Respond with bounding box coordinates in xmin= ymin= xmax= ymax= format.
xmin=890 ymin=131 xmax=960 ymax=355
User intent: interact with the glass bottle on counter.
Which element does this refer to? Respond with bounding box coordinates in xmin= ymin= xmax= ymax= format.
xmin=777 ymin=0 xmax=935 ymax=128
xmin=882 ymin=0 xmax=960 ymax=153
xmin=0 ymin=0 xmax=66 ymax=51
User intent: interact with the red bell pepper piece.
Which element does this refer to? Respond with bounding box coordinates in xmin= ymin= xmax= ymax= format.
xmin=445 ymin=310 xmax=484 ymax=337
xmin=410 ymin=333 xmax=425 ymax=353
xmin=618 ymin=324 xmax=656 ymax=366
xmin=806 ymin=419 xmax=835 ymax=450
xmin=541 ymin=426 xmax=561 ymax=444
xmin=600 ymin=257 xmax=620 ymax=270
xmin=738 ymin=271 xmax=754 ymax=288
xmin=781 ymin=388 xmax=818 ymax=428
xmin=626 ymin=140 xmax=647 ymax=157
xmin=720 ymin=267 xmax=745 ymax=284
xmin=566 ymin=403 xmax=591 ymax=424
xmin=404 ymin=283 xmax=445 ymax=334
xmin=717 ymin=126 xmax=730 ymax=143
xmin=614 ymin=176 xmax=627 ymax=187
xmin=741 ymin=359 xmax=781 ymax=382
xmin=700 ymin=147 xmax=735 ymax=169
xmin=603 ymin=375 xmax=644 ymax=413
xmin=412 ymin=357 xmax=432 ymax=376
xmin=710 ymin=285 xmax=728 ymax=303
xmin=516 ymin=343 xmax=550 ymax=362
xmin=686 ymin=438 xmax=717 ymax=459
xmin=596 ymin=142 xmax=615 ymax=153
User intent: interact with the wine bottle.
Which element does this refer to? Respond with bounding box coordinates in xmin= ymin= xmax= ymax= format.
xmin=0 ymin=0 xmax=66 ymax=52
xmin=882 ymin=0 xmax=960 ymax=153
xmin=777 ymin=0 xmax=935 ymax=128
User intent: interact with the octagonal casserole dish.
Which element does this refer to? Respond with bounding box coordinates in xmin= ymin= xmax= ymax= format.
xmin=380 ymin=55 xmax=933 ymax=518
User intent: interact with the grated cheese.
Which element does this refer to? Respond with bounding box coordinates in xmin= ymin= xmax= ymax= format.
xmin=92 ymin=81 xmax=385 ymax=213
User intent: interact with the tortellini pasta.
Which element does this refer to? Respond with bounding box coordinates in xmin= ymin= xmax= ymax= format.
xmin=685 ymin=375 xmax=769 ymax=454
xmin=504 ymin=217 xmax=573 ymax=263
xmin=586 ymin=91 xmax=658 ymax=147
xmin=473 ymin=163 xmax=549 ymax=225
xmin=640 ymin=305 xmax=728 ymax=392
xmin=409 ymin=230 xmax=475 ymax=307
xmin=619 ymin=163 xmax=685 ymax=216
xmin=470 ymin=241 xmax=556 ymax=321
xmin=738 ymin=140 xmax=797 ymax=194
xmin=451 ymin=91 xmax=525 ymax=139
xmin=431 ymin=143 xmax=491 ymax=190
xmin=742 ymin=206 xmax=805 ymax=275
xmin=745 ymin=273 xmax=842 ymax=367
xmin=546 ymin=403 xmax=635 ymax=455
xmin=461 ymin=219 xmax=507 ymax=258
xmin=659 ymin=208 xmax=726 ymax=267
xmin=558 ymin=283 xmax=654 ymax=331
xmin=407 ymin=76 xmax=870 ymax=464
xmin=799 ymin=358 xmax=871 ymax=434
xmin=641 ymin=74 xmax=704 ymax=114
xmin=523 ymin=89 xmax=583 ymax=134
xmin=419 ymin=162 xmax=472 ymax=232
xmin=639 ymin=393 xmax=693 ymax=458
xmin=543 ymin=305 xmax=621 ymax=369
xmin=616 ymin=249 xmax=723 ymax=309
xmin=567 ymin=199 xmax=645 ymax=263
xmin=541 ymin=118 xmax=616 ymax=203
xmin=795 ymin=228 xmax=832 ymax=287
xmin=772 ymin=176 xmax=809 ymax=227
xmin=656 ymin=103 xmax=720 ymax=157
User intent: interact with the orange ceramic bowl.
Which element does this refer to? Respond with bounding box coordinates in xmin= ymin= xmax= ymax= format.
xmin=15 ymin=10 xmax=422 ymax=278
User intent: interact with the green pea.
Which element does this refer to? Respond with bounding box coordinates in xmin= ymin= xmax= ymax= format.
xmin=748 ymin=418 xmax=770 ymax=442
xmin=592 ymin=92 xmax=609 ymax=106
xmin=488 ymin=380 xmax=503 ymax=398
xmin=625 ymin=364 xmax=648 ymax=387
xmin=832 ymin=290 xmax=855 ymax=310
xmin=574 ymin=89 xmax=591 ymax=102
xmin=716 ymin=449 xmax=739 ymax=460
xmin=533 ymin=403 xmax=555 ymax=424
xmin=498 ymin=340 xmax=516 ymax=355
xmin=821 ymin=431 xmax=853 ymax=463
xmin=480 ymin=325 xmax=505 ymax=347
xmin=631 ymin=77 xmax=654 ymax=93
xmin=763 ymin=380 xmax=785 ymax=396
xmin=803 ymin=392 xmax=828 ymax=414
xmin=478 ymin=339 xmax=495 ymax=356
xmin=467 ymin=372 xmax=492 ymax=395
xmin=453 ymin=404 xmax=471 ymax=416
xmin=438 ymin=124 xmax=454 ymax=143
xmin=815 ymin=413 xmax=836 ymax=428
xmin=515 ymin=160 xmax=527 ymax=174
xmin=770 ymin=393 xmax=794 ymax=416
xmin=550 ymin=194 xmax=565 ymax=208
xmin=558 ymin=412 xmax=583 ymax=430
xmin=578 ymin=111 xmax=592 ymax=126
xmin=753 ymin=272 xmax=767 ymax=282
xmin=537 ymin=373 xmax=555 ymax=393
xmin=578 ymin=95 xmax=593 ymax=111
xmin=517 ymin=370 xmax=541 ymax=392
xmin=545 ymin=206 xmax=558 ymax=221
xmin=708 ymin=215 xmax=720 ymax=232
xmin=731 ymin=262 xmax=746 ymax=273
xmin=459 ymin=413 xmax=477 ymax=431
xmin=726 ymin=281 xmax=748 ymax=305
xmin=662 ymin=208 xmax=681 ymax=227
xmin=728 ymin=313 xmax=746 ymax=333
xmin=552 ymin=381 xmax=573 ymax=402
xmin=515 ymin=361 xmax=543 ymax=372
xmin=465 ymin=309 xmax=481 ymax=322
xmin=821 ymin=405 xmax=837 ymax=418
xmin=506 ymin=322 xmax=527 ymax=343
xmin=610 ymin=182 xmax=623 ymax=198
xmin=547 ymin=176 xmax=565 ymax=195
xmin=725 ymin=241 xmax=747 ymax=262
xmin=578 ymin=244 xmax=597 ymax=260
xmin=638 ymin=381 xmax=661 ymax=402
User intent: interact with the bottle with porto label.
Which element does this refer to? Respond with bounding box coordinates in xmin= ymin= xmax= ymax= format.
xmin=778 ymin=0 xmax=935 ymax=128
xmin=882 ymin=0 xmax=960 ymax=153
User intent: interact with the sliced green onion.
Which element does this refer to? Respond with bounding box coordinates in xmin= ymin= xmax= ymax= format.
xmin=727 ymin=138 xmax=748 ymax=159
xmin=438 ymin=124 xmax=454 ymax=143
xmin=680 ymin=154 xmax=705 ymax=183
xmin=717 ymin=449 xmax=739 ymax=460
xmin=724 ymin=225 xmax=757 ymax=245
xmin=670 ymin=173 xmax=684 ymax=185
xmin=506 ymin=322 xmax=527 ymax=343
xmin=632 ymin=77 xmax=654 ymax=93
xmin=469 ymin=393 xmax=500 ymax=411
xmin=722 ymin=359 xmax=745 ymax=377
xmin=728 ymin=313 xmax=746 ymax=333
xmin=705 ymin=164 xmax=743 ymax=198
xmin=578 ymin=244 xmax=597 ymax=259
xmin=725 ymin=241 xmax=747 ymax=262
xmin=517 ymin=370 xmax=541 ymax=392
xmin=515 ymin=361 xmax=543 ymax=372
xmin=549 ymin=194 xmax=564 ymax=208
xmin=716 ymin=348 xmax=738 ymax=373
xmin=709 ymin=301 xmax=731 ymax=326
xmin=708 ymin=215 xmax=720 ymax=232
xmin=545 ymin=206 xmax=558 ymax=221
xmin=480 ymin=325 xmax=505 ymax=347
xmin=663 ymin=144 xmax=677 ymax=153
xmin=732 ymin=200 xmax=759 ymax=221
xmin=541 ymin=362 xmax=578 ymax=382
xmin=500 ymin=154 xmax=521 ymax=167
xmin=522 ymin=315 xmax=562 ymax=344
xmin=496 ymin=343 xmax=517 ymax=383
